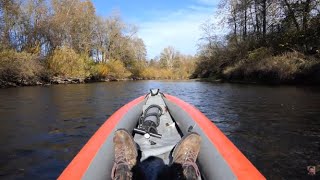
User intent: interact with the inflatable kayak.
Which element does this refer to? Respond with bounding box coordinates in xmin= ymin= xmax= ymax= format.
xmin=59 ymin=89 xmax=265 ymax=180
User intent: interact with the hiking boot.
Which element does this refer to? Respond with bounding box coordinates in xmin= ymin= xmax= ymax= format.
xmin=172 ymin=133 xmax=201 ymax=180
xmin=111 ymin=129 xmax=138 ymax=180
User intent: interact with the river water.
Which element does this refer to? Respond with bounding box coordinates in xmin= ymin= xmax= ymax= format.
xmin=0 ymin=81 xmax=319 ymax=179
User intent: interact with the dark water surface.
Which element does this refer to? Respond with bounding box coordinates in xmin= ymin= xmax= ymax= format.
xmin=0 ymin=81 xmax=319 ymax=179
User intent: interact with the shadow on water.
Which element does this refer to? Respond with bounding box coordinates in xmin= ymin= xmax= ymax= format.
xmin=0 ymin=81 xmax=319 ymax=179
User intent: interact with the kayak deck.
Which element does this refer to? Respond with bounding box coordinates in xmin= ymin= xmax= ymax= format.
xmin=134 ymin=93 xmax=181 ymax=164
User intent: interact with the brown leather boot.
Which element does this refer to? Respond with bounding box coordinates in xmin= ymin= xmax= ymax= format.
xmin=172 ymin=133 xmax=201 ymax=180
xmin=111 ymin=129 xmax=138 ymax=180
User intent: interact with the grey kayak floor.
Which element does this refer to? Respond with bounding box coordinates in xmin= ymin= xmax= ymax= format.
xmin=134 ymin=94 xmax=182 ymax=164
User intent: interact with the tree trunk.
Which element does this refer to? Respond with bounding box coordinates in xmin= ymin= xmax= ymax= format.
xmin=254 ymin=0 xmax=261 ymax=39
xmin=244 ymin=4 xmax=247 ymax=40
xmin=283 ymin=0 xmax=300 ymax=31
xmin=303 ymin=0 xmax=311 ymax=32
xmin=232 ymin=8 xmax=237 ymax=41
xmin=262 ymin=0 xmax=267 ymax=39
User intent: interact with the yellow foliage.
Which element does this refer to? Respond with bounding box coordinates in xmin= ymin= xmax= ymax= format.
xmin=159 ymin=69 xmax=174 ymax=79
xmin=96 ymin=63 xmax=109 ymax=77
xmin=141 ymin=67 xmax=164 ymax=79
xmin=90 ymin=63 xmax=110 ymax=79
xmin=141 ymin=67 xmax=192 ymax=80
xmin=47 ymin=47 xmax=91 ymax=77
xmin=0 ymin=49 xmax=42 ymax=82
xmin=106 ymin=60 xmax=131 ymax=79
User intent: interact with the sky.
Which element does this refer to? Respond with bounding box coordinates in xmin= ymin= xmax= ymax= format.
xmin=91 ymin=0 xmax=224 ymax=58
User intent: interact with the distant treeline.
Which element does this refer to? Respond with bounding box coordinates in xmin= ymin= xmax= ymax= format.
xmin=193 ymin=0 xmax=320 ymax=84
xmin=2 ymin=0 xmax=319 ymax=87
xmin=0 ymin=0 xmax=196 ymax=87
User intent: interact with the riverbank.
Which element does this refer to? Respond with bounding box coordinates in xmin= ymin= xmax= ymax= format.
xmin=196 ymin=76 xmax=320 ymax=85
xmin=0 ymin=76 xmax=128 ymax=88
xmin=194 ymin=50 xmax=320 ymax=85
xmin=2 ymin=75 xmax=320 ymax=89
xmin=0 ymin=48 xmax=196 ymax=89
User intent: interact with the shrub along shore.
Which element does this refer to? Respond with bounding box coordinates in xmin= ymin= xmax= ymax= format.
xmin=0 ymin=48 xmax=131 ymax=88
xmin=194 ymin=49 xmax=320 ymax=85
xmin=1 ymin=47 xmax=319 ymax=88
xmin=0 ymin=45 xmax=197 ymax=88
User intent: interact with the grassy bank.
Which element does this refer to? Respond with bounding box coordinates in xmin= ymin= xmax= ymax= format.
xmin=222 ymin=50 xmax=320 ymax=84
xmin=193 ymin=47 xmax=320 ymax=85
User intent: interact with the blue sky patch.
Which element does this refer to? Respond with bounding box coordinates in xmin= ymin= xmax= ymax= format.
xmin=92 ymin=0 xmax=223 ymax=58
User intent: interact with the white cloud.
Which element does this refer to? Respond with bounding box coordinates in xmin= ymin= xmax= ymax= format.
xmin=137 ymin=2 xmax=225 ymax=58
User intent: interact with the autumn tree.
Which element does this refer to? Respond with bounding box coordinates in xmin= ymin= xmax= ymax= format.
xmin=0 ymin=0 xmax=150 ymax=84
xmin=0 ymin=0 xmax=21 ymax=49
xmin=50 ymin=0 xmax=96 ymax=53
xmin=194 ymin=0 xmax=320 ymax=82
xmin=159 ymin=46 xmax=180 ymax=70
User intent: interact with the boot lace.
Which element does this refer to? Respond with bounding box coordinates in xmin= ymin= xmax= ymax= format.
xmin=182 ymin=150 xmax=200 ymax=178
xmin=111 ymin=148 xmax=132 ymax=179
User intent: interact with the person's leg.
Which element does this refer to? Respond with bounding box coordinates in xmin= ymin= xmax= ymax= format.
xmin=166 ymin=132 xmax=202 ymax=180
xmin=111 ymin=129 xmax=138 ymax=180
xmin=136 ymin=156 xmax=166 ymax=180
